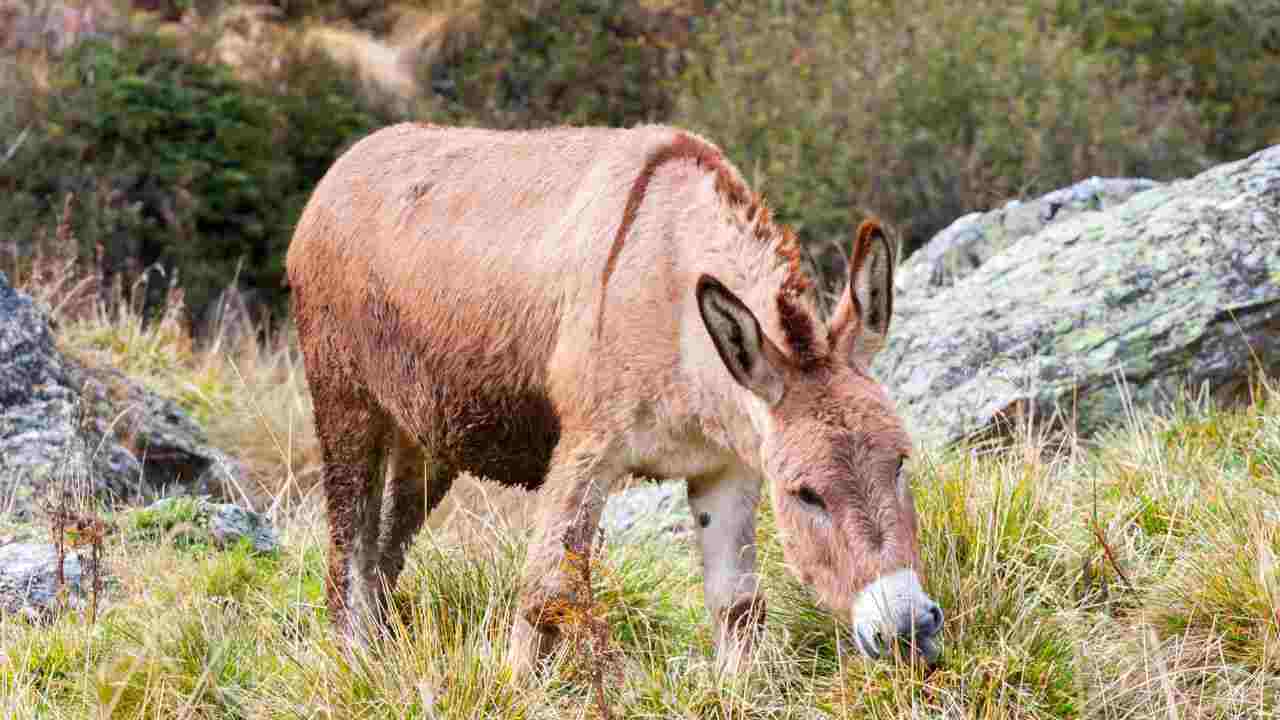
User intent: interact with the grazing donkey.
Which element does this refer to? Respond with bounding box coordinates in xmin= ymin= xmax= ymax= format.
xmin=287 ymin=123 xmax=943 ymax=672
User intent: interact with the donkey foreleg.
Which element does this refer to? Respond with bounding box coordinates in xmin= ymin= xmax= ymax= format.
xmin=508 ymin=433 xmax=621 ymax=676
xmin=688 ymin=464 xmax=765 ymax=673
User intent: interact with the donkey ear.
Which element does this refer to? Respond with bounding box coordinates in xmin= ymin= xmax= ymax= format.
xmin=828 ymin=219 xmax=895 ymax=368
xmin=696 ymin=275 xmax=785 ymax=406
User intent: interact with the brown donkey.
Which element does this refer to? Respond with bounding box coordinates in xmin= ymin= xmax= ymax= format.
xmin=287 ymin=123 xmax=942 ymax=673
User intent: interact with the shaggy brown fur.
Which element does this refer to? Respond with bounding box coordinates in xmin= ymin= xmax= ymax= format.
xmin=287 ymin=123 xmax=937 ymax=674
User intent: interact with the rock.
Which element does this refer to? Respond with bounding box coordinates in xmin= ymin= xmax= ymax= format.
xmin=0 ymin=271 xmax=246 ymax=519
xmin=0 ymin=270 xmax=134 ymax=517
xmin=205 ymin=501 xmax=276 ymax=553
xmin=601 ymin=482 xmax=694 ymax=542
xmin=78 ymin=364 xmax=248 ymax=498
xmin=874 ymin=147 xmax=1280 ymax=446
xmin=0 ymin=541 xmax=83 ymax=619
xmin=134 ymin=497 xmax=277 ymax=554
xmin=908 ymin=177 xmax=1162 ymax=290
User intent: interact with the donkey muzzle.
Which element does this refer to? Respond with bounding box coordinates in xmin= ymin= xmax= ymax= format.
xmin=851 ymin=569 xmax=943 ymax=665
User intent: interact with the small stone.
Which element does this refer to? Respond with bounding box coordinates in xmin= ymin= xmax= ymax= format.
xmin=600 ymin=482 xmax=693 ymax=542
xmin=0 ymin=542 xmax=84 ymax=618
xmin=207 ymin=502 xmax=278 ymax=554
xmin=136 ymin=497 xmax=278 ymax=554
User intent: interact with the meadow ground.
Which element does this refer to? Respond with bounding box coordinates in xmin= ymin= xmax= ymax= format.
xmin=0 ymin=296 xmax=1276 ymax=719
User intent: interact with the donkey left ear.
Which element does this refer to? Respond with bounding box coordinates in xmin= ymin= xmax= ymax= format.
xmin=828 ymin=219 xmax=895 ymax=368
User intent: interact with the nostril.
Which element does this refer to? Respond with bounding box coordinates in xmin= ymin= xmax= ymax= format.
xmin=927 ymin=604 xmax=944 ymax=633
xmin=900 ymin=603 xmax=944 ymax=640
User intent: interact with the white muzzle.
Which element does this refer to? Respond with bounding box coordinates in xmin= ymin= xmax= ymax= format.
xmin=851 ymin=569 xmax=943 ymax=664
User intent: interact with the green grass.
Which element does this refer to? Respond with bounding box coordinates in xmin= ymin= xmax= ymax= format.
xmin=2 ymin=378 xmax=1276 ymax=718
xmin=4 ymin=248 xmax=1277 ymax=717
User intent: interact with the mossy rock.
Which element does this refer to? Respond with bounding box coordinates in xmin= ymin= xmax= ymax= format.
xmin=874 ymin=146 xmax=1280 ymax=446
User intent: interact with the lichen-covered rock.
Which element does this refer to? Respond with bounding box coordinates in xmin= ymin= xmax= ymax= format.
xmin=205 ymin=501 xmax=276 ymax=553
xmin=600 ymin=482 xmax=693 ymax=542
xmin=0 ymin=272 xmax=134 ymax=517
xmin=0 ymin=271 xmax=245 ymax=519
xmin=134 ymin=497 xmax=277 ymax=554
xmin=0 ymin=541 xmax=83 ymax=619
xmin=873 ymin=147 xmax=1280 ymax=446
xmin=78 ymin=363 xmax=247 ymax=497
xmin=907 ymin=177 xmax=1162 ymax=290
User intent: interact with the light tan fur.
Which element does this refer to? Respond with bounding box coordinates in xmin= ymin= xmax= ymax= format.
xmin=287 ymin=123 xmax=941 ymax=674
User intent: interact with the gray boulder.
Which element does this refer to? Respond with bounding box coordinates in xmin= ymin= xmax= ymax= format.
xmin=0 ymin=272 xmax=133 ymax=516
xmin=0 ymin=541 xmax=83 ymax=618
xmin=910 ymin=176 xmax=1162 ymax=289
xmin=874 ymin=147 xmax=1280 ymax=446
xmin=0 ymin=271 xmax=245 ymax=519
xmin=133 ymin=496 xmax=277 ymax=554
xmin=600 ymin=482 xmax=694 ymax=542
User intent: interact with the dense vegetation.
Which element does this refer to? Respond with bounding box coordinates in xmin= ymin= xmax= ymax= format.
xmin=1 ymin=26 xmax=385 ymax=323
xmin=3 ymin=0 xmax=1278 ymax=323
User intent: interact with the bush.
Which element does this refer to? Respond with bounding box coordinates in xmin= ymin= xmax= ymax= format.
xmin=422 ymin=0 xmax=691 ymax=129
xmin=673 ymin=1 xmax=1214 ymax=272
xmin=0 ymin=29 xmax=385 ymax=322
xmin=6 ymin=1 xmax=1277 ymax=318
xmin=1057 ymin=0 xmax=1280 ymax=161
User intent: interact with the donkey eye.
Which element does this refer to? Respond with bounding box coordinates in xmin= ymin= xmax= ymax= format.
xmin=794 ymin=486 xmax=827 ymax=512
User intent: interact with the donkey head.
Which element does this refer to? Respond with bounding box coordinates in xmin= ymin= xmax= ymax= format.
xmin=696 ymin=220 xmax=941 ymax=664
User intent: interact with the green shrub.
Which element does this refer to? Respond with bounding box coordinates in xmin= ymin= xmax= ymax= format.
xmin=6 ymin=1 xmax=1277 ymax=324
xmin=424 ymin=0 xmax=686 ymax=129
xmin=673 ymin=1 xmax=1213 ymax=271
xmin=1 ymin=30 xmax=384 ymax=321
xmin=127 ymin=497 xmax=211 ymax=549
xmin=1057 ymin=0 xmax=1280 ymax=161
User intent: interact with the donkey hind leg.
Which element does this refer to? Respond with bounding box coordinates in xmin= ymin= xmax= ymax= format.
xmin=687 ymin=464 xmax=766 ymax=673
xmin=377 ymin=428 xmax=455 ymax=591
xmin=508 ymin=433 xmax=620 ymax=677
xmin=315 ymin=396 xmax=391 ymax=646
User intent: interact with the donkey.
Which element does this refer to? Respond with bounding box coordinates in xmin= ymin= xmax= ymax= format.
xmin=286 ymin=123 xmax=943 ymax=673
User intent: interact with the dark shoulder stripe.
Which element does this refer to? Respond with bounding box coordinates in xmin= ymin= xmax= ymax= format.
xmin=594 ymin=131 xmax=812 ymax=343
xmin=595 ymin=132 xmax=747 ymax=338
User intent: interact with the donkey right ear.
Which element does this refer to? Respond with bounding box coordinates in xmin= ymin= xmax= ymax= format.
xmin=828 ymin=219 xmax=895 ymax=368
xmin=696 ymin=275 xmax=785 ymax=406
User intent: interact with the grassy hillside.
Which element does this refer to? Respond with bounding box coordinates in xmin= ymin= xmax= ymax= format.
xmin=1 ymin=3 xmax=1277 ymax=716
xmin=1 ymin=264 xmax=1276 ymax=718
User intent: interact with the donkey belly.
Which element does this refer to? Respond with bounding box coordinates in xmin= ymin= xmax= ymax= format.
xmin=357 ymin=266 xmax=565 ymax=491
xmin=433 ymin=382 xmax=561 ymax=490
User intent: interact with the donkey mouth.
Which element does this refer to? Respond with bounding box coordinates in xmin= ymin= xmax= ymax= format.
xmin=850 ymin=569 xmax=944 ymax=667
xmin=853 ymin=625 xmax=942 ymax=667
xmin=853 ymin=626 xmax=882 ymax=659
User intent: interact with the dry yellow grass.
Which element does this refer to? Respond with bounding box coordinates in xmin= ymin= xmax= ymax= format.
xmin=3 ymin=198 xmax=1277 ymax=717
xmin=2 ymin=288 xmax=1276 ymax=717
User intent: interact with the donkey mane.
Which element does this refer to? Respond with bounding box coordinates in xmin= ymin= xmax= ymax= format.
xmin=595 ymin=131 xmax=817 ymax=359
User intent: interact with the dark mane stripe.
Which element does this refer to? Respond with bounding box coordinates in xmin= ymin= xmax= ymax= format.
xmin=594 ymin=131 xmax=810 ymax=341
